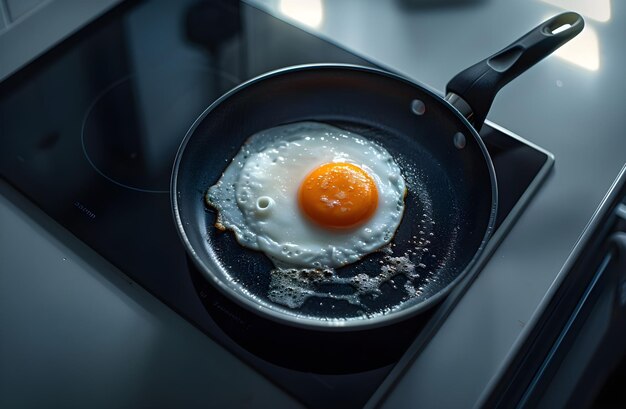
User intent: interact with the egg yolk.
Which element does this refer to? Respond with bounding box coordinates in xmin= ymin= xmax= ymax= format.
xmin=298 ymin=163 xmax=378 ymax=229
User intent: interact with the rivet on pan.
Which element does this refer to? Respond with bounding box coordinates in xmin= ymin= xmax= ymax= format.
xmin=410 ymin=99 xmax=426 ymax=116
xmin=453 ymin=132 xmax=466 ymax=149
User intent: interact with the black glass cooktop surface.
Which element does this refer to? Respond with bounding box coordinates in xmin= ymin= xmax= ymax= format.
xmin=0 ymin=1 xmax=553 ymax=408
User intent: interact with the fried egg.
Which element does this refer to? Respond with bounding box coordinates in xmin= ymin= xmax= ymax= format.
xmin=206 ymin=121 xmax=406 ymax=269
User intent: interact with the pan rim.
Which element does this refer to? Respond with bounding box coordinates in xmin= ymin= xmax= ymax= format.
xmin=171 ymin=63 xmax=498 ymax=331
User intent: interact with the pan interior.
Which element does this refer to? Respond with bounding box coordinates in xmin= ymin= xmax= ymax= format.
xmin=174 ymin=67 xmax=495 ymax=326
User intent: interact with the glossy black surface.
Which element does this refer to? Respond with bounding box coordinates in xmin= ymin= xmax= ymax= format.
xmin=0 ymin=1 xmax=550 ymax=408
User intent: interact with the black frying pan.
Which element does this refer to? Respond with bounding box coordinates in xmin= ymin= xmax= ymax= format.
xmin=172 ymin=13 xmax=583 ymax=330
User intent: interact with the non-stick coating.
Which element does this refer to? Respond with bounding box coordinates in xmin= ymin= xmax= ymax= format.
xmin=172 ymin=65 xmax=497 ymax=330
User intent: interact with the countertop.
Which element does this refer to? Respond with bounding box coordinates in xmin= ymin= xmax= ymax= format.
xmin=1 ymin=0 xmax=625 ymax=407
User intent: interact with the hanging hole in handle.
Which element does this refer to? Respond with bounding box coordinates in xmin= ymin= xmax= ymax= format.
xmin=551 ymin=23 xmax=572 ymax=35
xmin=544 ymin=12 xmax=584 ymax=36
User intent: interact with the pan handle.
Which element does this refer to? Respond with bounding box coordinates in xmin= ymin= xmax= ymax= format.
xmin=445 ymin=12 xmax=584 ymax=130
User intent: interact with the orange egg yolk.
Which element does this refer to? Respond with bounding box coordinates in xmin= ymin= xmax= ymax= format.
xmin=298 ymin=163 xmax=378 ymax=229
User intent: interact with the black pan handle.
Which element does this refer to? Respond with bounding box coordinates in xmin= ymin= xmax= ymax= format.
xmin=445 ymin=12 xmax=584 ymax=130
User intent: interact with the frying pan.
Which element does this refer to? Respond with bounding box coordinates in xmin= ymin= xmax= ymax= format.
xmin=172 ymin=13 xmax=583 ymax=330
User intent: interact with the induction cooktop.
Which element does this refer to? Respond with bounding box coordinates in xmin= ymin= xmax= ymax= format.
xmin=0 ymin=1 xmax=554 ymax=408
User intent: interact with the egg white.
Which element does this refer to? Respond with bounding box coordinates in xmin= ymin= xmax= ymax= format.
xmin=206 ymin=122 xmax=406 ymax=268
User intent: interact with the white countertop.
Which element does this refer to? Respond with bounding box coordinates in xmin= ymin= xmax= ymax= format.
xmin=2 ymin=0 xmax=625 ymax=407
